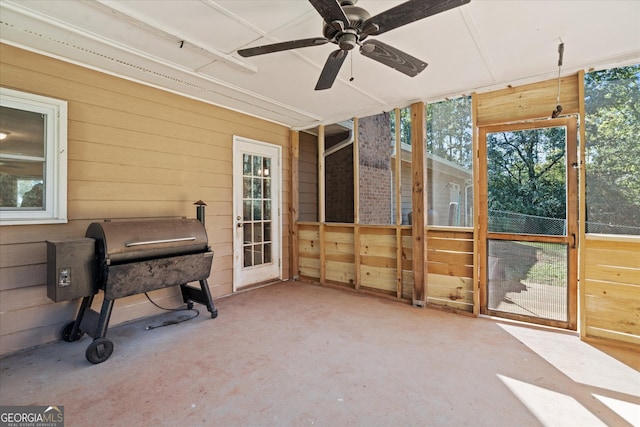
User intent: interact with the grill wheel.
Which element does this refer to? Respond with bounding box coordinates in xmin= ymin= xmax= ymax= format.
xmin=86 ymin=338 xmax=114 ymax=364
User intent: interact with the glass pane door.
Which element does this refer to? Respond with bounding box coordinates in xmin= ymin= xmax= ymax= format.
xmin=233 ymin=136 xmax=281 ymax=290
xmin=242 ymin=153 xmax=272 ymax=268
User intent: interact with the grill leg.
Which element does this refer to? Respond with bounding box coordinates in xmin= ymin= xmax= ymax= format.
xmin=180 ymin=280 xmax=218 ymax=318
xmin=83 ymin=298 xmax=116 ymax=364
xmin=199 ymin=279 xmax=218 ymax=319
xmin=94 ymin=298 xmax=115 ymax=339
xmin=62 ymin=295 xmax=94 ymax=342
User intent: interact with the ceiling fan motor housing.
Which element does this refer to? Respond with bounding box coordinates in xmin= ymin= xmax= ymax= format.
xmin=322 ymin=4 xmax=370 ymax=46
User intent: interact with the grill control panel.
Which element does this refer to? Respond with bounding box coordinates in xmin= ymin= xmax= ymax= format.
xmin=58 ymin=268 xmax=71 ymax=287
xmin=46 ymin=238 xmax=96 ymax=302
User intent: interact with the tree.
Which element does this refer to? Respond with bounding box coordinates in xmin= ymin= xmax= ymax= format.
xmin=487 ymin=127 xmax=567 ymax=234
xmin=584 ymin=65 xmax=640 ymax=233
xmin=426 ymin=97 xmax=473 ymax=169
xmin=390 ymin=107 xmax=412 ymax=147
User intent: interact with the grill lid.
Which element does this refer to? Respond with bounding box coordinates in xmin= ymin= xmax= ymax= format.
xmin=86 ymin=218 xmax=209 ymax=263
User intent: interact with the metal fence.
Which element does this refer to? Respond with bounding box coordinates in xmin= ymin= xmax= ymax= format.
xmin=489 ymin=209 xmax=640 ymax=236
xmin=488 ymin=210 xmax=566 ymax=235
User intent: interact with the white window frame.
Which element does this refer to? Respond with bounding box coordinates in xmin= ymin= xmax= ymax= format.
xmin=0 ymin=88 xmax=67 ymax=225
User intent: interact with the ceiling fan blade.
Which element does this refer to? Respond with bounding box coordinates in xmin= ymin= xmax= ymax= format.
xmin=362 ymin=0 xmax=470 ymax=36
xmin=238 ymin=38 xmax=328 ymax=57
xmin=315 ymin=49 xmax=348 ymax=90
xmin=360 ymin=40 xmax=428 ymax=77
xmin=308 ymin=0 xmax=349 ymax=28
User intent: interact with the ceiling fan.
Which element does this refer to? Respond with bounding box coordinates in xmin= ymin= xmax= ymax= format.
xmin=237 ymin=0 xmax=470 ymax=90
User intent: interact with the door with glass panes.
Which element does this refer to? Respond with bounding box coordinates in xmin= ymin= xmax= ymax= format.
xmin=478 ymin=118 xmax=578 ymax=329
xmin=233 ymin=137 xmax=281 ymax=290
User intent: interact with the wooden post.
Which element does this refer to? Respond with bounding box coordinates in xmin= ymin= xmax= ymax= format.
xmin=411 ymin=102 xmax=428 ymax=307
xmin=577 ymin=69 xmax=587 ymax=336
xmin=566 ymin=117 xmax=579 ymax=331
xmin=318 ymin=125 xmax=326 ymax=284
xmin=395 ymin=108 xmax=403 ymax=299
xmin=353 ymin=117 xmax=361 ymax=291
xmin=318 ymin=125 xmax=325 ymax=223
xmin=290 ymin=129 xmax=299 ymax=280
xmin=472 ymin=93 xmax=481 ymax=315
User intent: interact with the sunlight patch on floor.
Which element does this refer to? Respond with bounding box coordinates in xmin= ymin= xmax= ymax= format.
xmin=497 ymin=375 xmax=606 ymax=427
xmin=592 ymin=394 xmax=640 ymax=426
xmin=497 ymin=323 xmax=640 ymax=396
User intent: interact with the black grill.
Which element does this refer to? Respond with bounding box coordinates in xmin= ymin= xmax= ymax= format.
xmin=49 ymin=209 xmax=217 ymax=364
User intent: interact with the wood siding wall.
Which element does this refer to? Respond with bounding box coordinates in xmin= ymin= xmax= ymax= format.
xmin=296 ymin=222 xmax=473 ymax=312
xmin=582 ymin=236 xmax=640 ymax=347
xmin=475 ymin=75 xmax=579 ymax=126
xmin=298 ymin=132 xmax=318 ymax=222
xmin=0 ymin=44 xmax=291 ymax=355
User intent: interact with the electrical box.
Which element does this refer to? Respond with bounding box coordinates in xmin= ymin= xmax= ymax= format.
xmin=46 ymin=238 xmax=97 ymax=302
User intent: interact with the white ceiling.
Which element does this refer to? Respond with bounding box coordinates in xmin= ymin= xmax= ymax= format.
xmin=1 ymin=0 xmax=639 ymax=130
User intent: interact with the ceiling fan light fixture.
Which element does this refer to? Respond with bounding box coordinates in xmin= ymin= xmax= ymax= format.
xmin=338 ymin=31 xmax=358 ymax=50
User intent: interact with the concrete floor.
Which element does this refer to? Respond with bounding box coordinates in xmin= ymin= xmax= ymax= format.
xmin=1 ymin=281 xmax=638 ymax=426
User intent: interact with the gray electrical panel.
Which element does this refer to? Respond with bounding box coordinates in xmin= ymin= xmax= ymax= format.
xmin=46 ymin=238 xmax=97 ymax=302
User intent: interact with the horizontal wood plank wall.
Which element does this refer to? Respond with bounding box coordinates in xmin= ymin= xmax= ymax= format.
xmin=360 ymin=226 xmax=397 ymax=294
xmin=582 ymin=236 xmax=640 ymax=347
xmin=476 ymin=75 xmax=579 ymax=126
xmin=298 ymin=132 xmax=318 ymax=222
xmin=0 ymin=44 xmax=290 ymax=355
xmin=426 ymin=228 xmax=474 ymax=312
xmin=401 ymin=228 xmax=414 ymax=299
xmin=324 ymin=224 xmax=356 ymax=286
xmin=296 ymin=223 xmax=472 ymax=307
xmin=297 ymin=223 xmax=321 ymax=280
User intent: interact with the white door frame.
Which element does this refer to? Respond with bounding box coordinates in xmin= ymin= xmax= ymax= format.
xmin=232 ymin=136 xmax=282 ymax=291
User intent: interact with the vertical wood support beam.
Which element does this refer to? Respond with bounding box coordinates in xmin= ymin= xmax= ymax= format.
xmin=353 ymin=117 xmax=360 ymax=225
xmin=566 ymin=117 xmax=579 ymax=331
xmin=318 ymin=125 xmax=326 ymax=284
xmin=394 ymin=108 xmax=403 ymax=299
xmin=411 ymin=102 xmax=428 ymax=307
xmin=290 ymin=129 xmax=300 ymax=280
xmin=353 ymin=117 xmax=361 ymax=290
xmin=477 ymin=125 xmax=489 ymax=316
xmin=318 ymin=125 xmax=325 ymax=223
xmin=577 ymin=69 xmax=587 ymax=337
xmin=394 ymin=108 xmax=402 ymax=226
xmin=472 ymin=93 xmax=481 ymax=315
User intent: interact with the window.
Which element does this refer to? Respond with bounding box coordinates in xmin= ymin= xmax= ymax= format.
xmin=584 ymin=65 xmax=640 ymax=235
xmin=324 ymin=120 xmax=354 ymax=223
xmin=0 ymin=88 xmax=67 ymax=225
xmin=390 ymin=107 xmax=412 ymax=224
xmin=426 ymin=97 xmax=473 ymax=227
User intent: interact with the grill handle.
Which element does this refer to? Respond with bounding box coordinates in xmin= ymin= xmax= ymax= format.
xmin=125 ymin=237 xmax=197 ymax=247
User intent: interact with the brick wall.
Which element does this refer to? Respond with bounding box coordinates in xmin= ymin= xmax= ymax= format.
xmin=325 ymin=143 xmax=354 ymax=223
xmin=358 ymin=113 xmax=392 ymax=224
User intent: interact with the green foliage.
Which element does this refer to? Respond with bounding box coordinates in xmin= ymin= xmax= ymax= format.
xmin=584 ymin=65 xmax=640 ymax=232
xmin=426 ymin=97 xmax=473 ymax=169
xmin=389 ymin=107 xmax=412 ymax=146
xmin=487 ymin=127 xmax=567 ymax=220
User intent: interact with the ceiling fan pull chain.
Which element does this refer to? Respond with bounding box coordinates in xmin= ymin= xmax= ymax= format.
xmin=350 ymin=53 xmax=354 ymax=82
